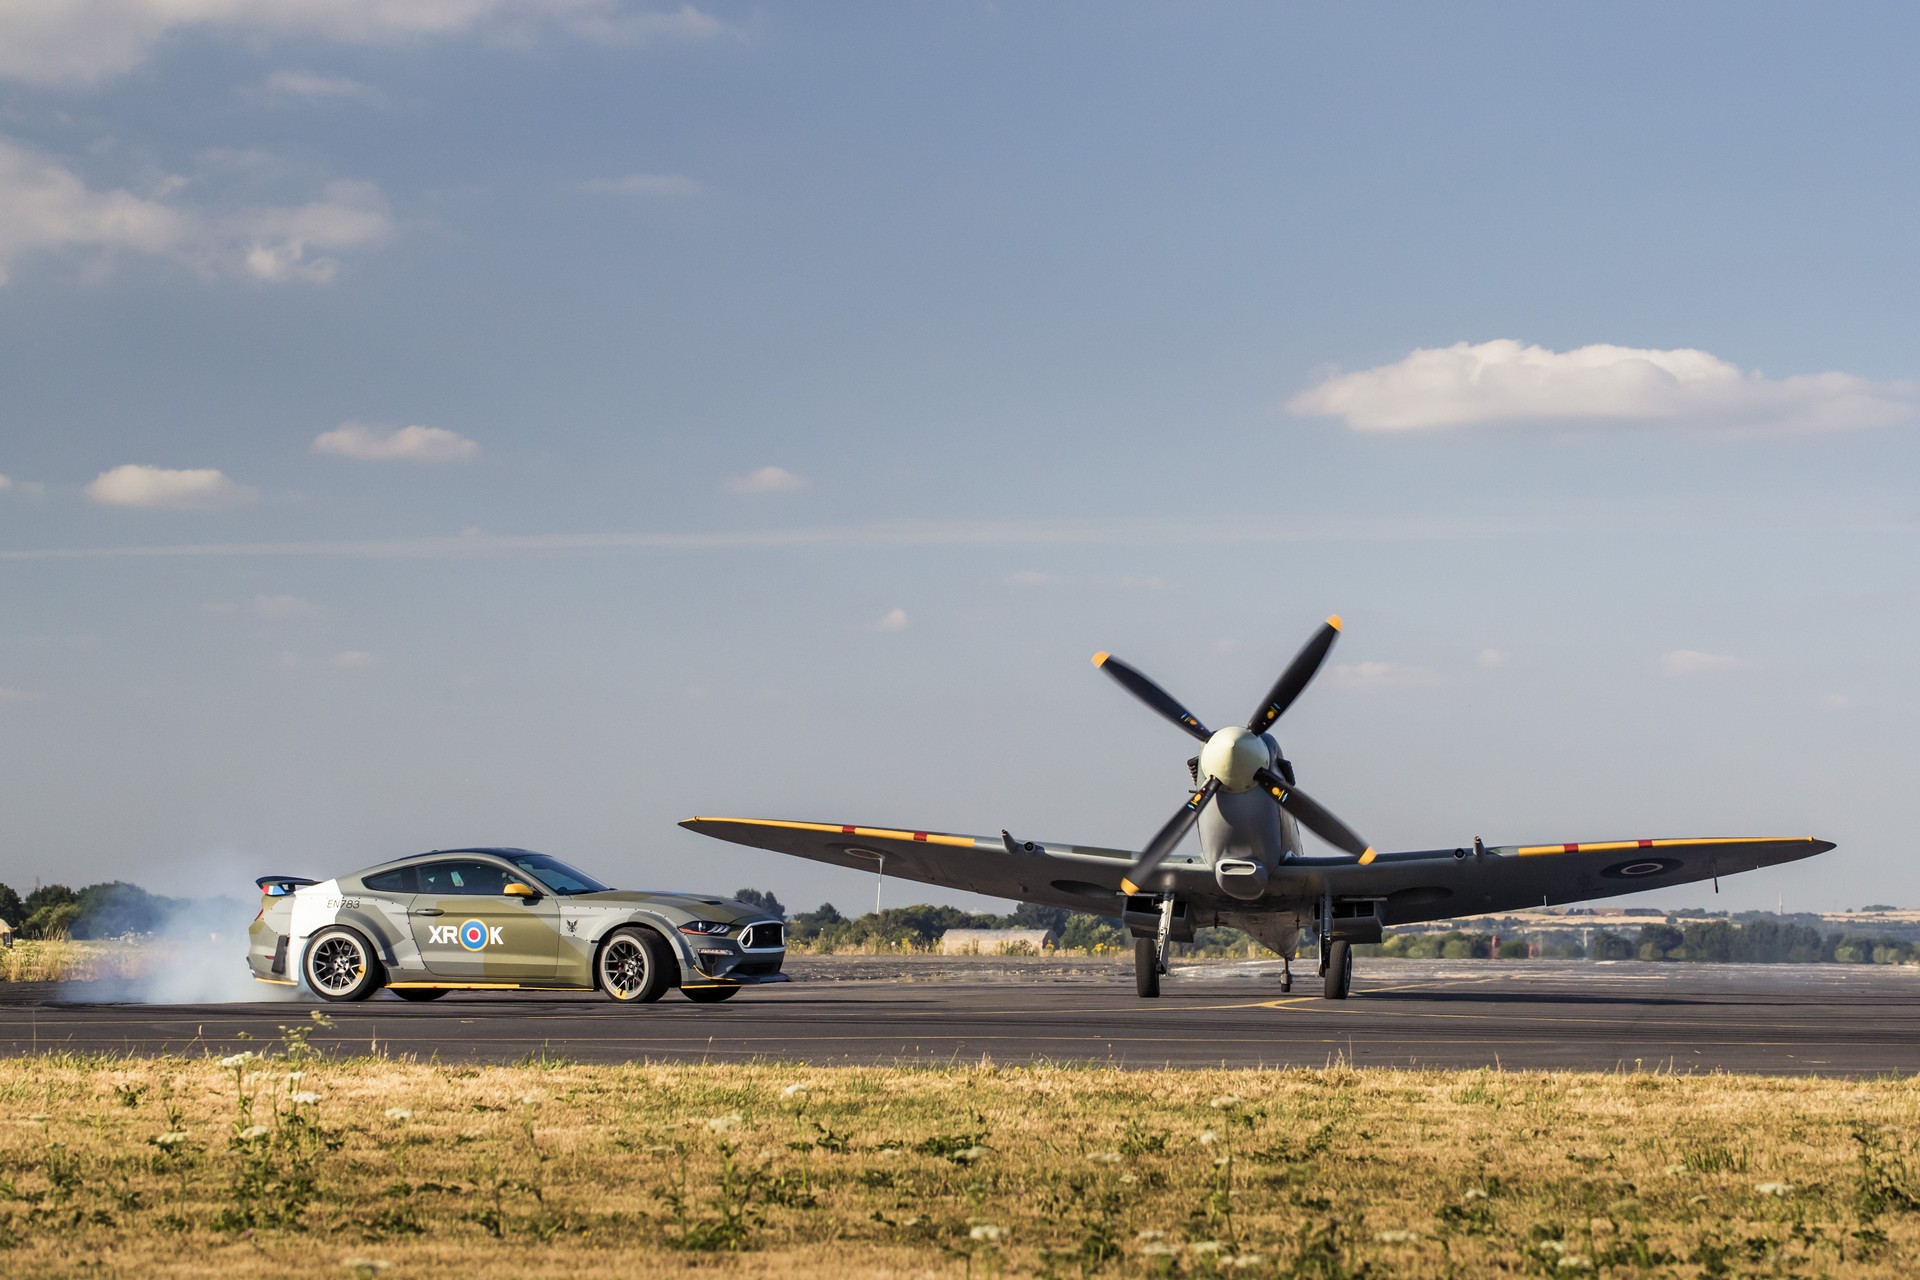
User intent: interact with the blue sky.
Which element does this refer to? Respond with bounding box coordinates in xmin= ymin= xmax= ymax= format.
xmin=1 ymin=3 xmax=1915 ymax=915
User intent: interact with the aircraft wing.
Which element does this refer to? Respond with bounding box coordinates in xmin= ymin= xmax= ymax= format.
xmin=679 ymin=816 xmax=1197 ymax=916
xmin=1288 ymin=836 xmax=1836 ymax=925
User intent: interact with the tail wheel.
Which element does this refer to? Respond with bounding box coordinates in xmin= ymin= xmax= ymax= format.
xmin=390 ymin=987 xmax=450 ymax=1002
xmin=683 ymin=986 xmax=740 ymax=1003
xmin=597 ymin=926 xmax=677 ymax=1003
xmin=1323 ymin=939 xmax=1352 ymax=1000
xmin=1134 ymin=936 xmax=1161 ymax=998
xmin=303 ymin=926 xmax=383 ymax=1002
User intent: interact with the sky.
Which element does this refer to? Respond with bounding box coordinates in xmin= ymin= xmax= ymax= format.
xmin=1 ymin=2 xmax=1916 ymax=918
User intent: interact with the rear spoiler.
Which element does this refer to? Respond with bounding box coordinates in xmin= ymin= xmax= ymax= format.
xmin=256 ymin=875 xmax=318 ymax=897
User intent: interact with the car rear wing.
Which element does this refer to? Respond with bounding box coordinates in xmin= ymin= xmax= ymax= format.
xmin=256 ymin=875 xmax=318 ymax=897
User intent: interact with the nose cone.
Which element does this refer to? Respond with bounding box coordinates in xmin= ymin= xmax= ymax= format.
xmin=1198 ymin=726 xmax=1270 ymax=792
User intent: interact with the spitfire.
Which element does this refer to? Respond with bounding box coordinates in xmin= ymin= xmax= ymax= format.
xmin=684 ymin=616 xmax=1836 ymax=1003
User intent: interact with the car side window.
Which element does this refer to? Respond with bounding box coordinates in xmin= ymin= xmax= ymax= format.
xmin=417 ymin=859 xmax=512 ymax=895
xmin=362 ymin=866 xmax=416 ymax=893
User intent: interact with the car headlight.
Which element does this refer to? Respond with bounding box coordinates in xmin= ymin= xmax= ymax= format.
xmin=678 ymin=920 xmax=733 ymax=936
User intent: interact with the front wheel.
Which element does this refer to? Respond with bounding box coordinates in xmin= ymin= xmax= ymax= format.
xmin=682 ymin=986 xmax=740 ymax=1004
xmin=1134 ymin=936 xmax=1161 ymax=998
xmin=303 ymin=926 xmax=383 ymax=1002
xmin=1322 ymin=939 xmax=1352 ymax=1000
xmin=597 ymin=927 xmax=677 ymax=1003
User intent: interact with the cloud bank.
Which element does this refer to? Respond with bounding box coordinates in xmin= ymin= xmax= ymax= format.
xmin=0 ymin=2 xmax=728 ymax=87
xmin=1288 ymin=340 xmax=1914 ymax=434
xmin=0 ymin=138 xmax=391 ymax=285
xmin=86 ymin=465 xmax=250 ymax=509
xmin=312 ymin=423 xmax=479 ymax=462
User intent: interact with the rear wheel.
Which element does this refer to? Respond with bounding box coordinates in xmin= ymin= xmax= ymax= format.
xmin=303 ymin=926 xmax=383 ymax=1002
xmin=597 ymin=927 xmax=676 ymax=1003
xmin=1134 ymin=936 xmax=1161 ymax=998
xmin=390 ymin=987 xmax=450 ymax=1002
xmin=1322 ymin=939 xmax=1352 ymax=1000
xmin=683 ymin=986 xmax=740 ymax=1004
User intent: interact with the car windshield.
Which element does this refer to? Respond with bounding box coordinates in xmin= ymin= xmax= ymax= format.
xmin=502 ymin=851 xmax=610 ymax=896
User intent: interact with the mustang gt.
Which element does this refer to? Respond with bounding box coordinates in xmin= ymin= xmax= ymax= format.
xmin=248 ymin=847 xmax=787 ymax=1003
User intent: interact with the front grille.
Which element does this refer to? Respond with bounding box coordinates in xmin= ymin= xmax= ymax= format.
xmin=732 ymin=958 xmax=784 ymax=977
xmin=740 ymin=923 xmax=784 ymax=950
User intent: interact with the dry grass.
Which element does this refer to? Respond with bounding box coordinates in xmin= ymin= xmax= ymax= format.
xmin=5 ymin=1030 xmax=1920 ymax=1278
xmin=0 ymin=939 xmax=154 ymax=984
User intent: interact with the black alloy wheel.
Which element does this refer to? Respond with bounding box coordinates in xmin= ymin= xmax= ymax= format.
xmin=597 ymin=926 xmax=677 ymax=1003
xmin=303 ymin=926 xmax=383 ymax=1002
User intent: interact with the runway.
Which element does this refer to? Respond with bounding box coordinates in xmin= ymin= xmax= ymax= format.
xmin=5 ymin=959 xmax=1919 ymax=1074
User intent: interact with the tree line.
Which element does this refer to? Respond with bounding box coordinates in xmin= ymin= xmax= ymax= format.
xmin=0 ymin=881 xmax=182 ymax=940
xmin=1369 ymin=918 xmax=1919 ymax=965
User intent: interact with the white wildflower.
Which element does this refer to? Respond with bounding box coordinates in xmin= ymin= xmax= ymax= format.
xmin=153 ymin=1131 xmax=190 ymax=1148
xmin=1558 ymin=1255 xmax=1593 ymax=1271
xmin=781 ymin=1082 xmax=809 ymax=1099
xmin=238 ymin=1124 xmax=271 ymax=1141
xmin=1119 ymin=1172 xmax=1138 ymax=1184
xmin=952 ymin=1145 xmax=987 ymax=1163
xmin=341 ymin=1260 xmax=391 ymax=1273
xmin=1089 ymin=1151 xmax=1123 ymax=1164
xmin=290 ymin=1091 xmax=321 ymax=1105
xmin=1198 ymin=1130 xmax=1218 ymax=1146
xmin=1139 ymin=1242 xmax=1180 ymax=1257
xmin=1228 ymin=1256 xmax=1266 ymax=1270
xmin=969 ymin=1223 xmax=1007 ymax=1242
xmin=1756 ymin=1181 xmax=1793 ymax=1197
xmin=285 ymin=1071 xmax=306 ymax=1083
xmin=1213 ymin=1155 xmax=1231 ymax=1168
xmin=1463 ymin=1187 xmax=1490 ymax=1201
xmin=384 ymin=1108 xmax=413 ymax=1122
xmin=1663 ymin=1163 xmax=1689 ymax=1176
xmin=1539 ymin=1239 xmax=1567 ymax=1255
xmin=26 ymin=1113 xmax=49 ymax=1124
xmin=1375 ymin=1229 xmax=1421 ymax=1244
xmin=516 ymin=1092 xmax=543 ymax=1107
xmin=1208 ymin=1094 xmax=1244 ymax=1109
xmin=218 ymin=1051 xmax=258 ymax=1069
xmin=1192 ymin=1240 xmax=1224 ymax=1254
xmin=706 ymin=1113 xmax=742 ymax=1133
xmin=1136 ymin=1230 xmax=1167 ymax=1241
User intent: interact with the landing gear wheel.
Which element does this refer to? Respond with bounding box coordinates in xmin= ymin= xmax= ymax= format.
xmin=303 ymin=926 xmax=383 ymax=1002
xmin=682 ymin=986 xmax=740 ymax=1003
xmin=1134 ymin=936 xmax=1161 ymax=998
xmin=597 ymin=927 xmax=677 ymax=1003
xmin=1322 ymin=939 xmax=1352 ymax=1000
xmin=390 ymin=987 xmax=450 ymax=1002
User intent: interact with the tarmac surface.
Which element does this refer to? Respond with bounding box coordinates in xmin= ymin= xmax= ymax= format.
xmin=4 ymin=958 xmax=1919 ymax=1074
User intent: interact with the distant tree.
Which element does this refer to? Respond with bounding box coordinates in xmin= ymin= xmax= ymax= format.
xmin=70 ymin=882 xmax=175 ymax=939
xmin=1008 ymin=903 xmax=1070 ymax=932
xmin=1060 ymin=914 xmax=1127 ymax=952
xmin=23 ymin=884 xmax=75 ymax=916
xmin=22 ymin=901 xmax=80 ymax=939
xmin=1862 ymin=904 xmax=1900 ymax=912
xmin=787 ymin=902 xmax=845 ymax=943
xmin=0 ymin=882 xmax=22 ymax=927
xmin=1635 ymin=923 xmax=1686 ymax=960
xmin=733 ymin=888 xmax=787 ymax=920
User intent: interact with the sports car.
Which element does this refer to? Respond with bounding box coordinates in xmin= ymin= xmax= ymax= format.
xmin=247 ymin=846 xmax=787 ymax=1003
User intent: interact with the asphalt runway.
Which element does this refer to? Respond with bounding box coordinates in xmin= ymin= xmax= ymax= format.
xmin=5 ymin=960 xmax=1919 ymax=1074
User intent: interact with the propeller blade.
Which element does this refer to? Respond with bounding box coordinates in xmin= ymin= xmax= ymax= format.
xmin=1120 ymin=779 xmax=1220 ymax=894
xmin=1092 ymin=652 xmax=1211 ymax=744
xmin=1247 ymin=616 xmax=1343 ymax=733
xmin=1255 ymin=767 xmax=1374 ymax=862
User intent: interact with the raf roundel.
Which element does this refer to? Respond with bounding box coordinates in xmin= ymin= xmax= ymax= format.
xmin=459 ymin=919 xmax=490 ymax=951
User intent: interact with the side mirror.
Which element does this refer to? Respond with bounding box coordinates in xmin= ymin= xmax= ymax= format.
xmin=503 ymin=882 xmax=539 ymax=899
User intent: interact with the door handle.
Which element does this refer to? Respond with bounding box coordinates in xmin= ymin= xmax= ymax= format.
xmin=410 ymin=908 xmax=444 ymax=917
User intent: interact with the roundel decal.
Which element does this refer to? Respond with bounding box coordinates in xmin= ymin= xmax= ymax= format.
xmin=459 ymin=919 xmax=490 ymax=951
xmin=1600 ymin=858 xmax=1683 ymax=880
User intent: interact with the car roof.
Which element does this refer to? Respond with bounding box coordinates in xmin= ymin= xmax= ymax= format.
xmin=351 ymin=848 xmax=542 ymax=876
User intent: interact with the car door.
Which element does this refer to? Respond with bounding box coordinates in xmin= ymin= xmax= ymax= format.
xmin=409 ymin=858 xmax=561 ymax=982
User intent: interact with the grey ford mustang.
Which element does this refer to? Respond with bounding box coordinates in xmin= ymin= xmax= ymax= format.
xmin=247 ymin=846 xmax=787 ymax=1003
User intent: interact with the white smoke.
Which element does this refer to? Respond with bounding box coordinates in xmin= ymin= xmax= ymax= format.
xmin=56 ymin=892 xmax=301 ymax=1005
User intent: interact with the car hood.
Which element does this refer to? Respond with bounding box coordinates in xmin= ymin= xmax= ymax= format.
xmin=569 ymin=891 xmax=768 ymax=925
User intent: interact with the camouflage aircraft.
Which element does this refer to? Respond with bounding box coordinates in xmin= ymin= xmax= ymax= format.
xmin=685 ymin=618 xmax=1833 ymax=1000
xmin=248 ymin=847 xmax=786 ymax=1002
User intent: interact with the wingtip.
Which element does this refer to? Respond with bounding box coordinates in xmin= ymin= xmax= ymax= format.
xmin=1092 ymin=651 xmax=1110 ymax=667
xmin=1812 ymin=838 xmax=1837 ymax=853
xmin=1326 ymin=614 xmax=1343 ymax=632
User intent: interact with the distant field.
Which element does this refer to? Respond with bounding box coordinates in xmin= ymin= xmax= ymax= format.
xmin=0 ymin=939 xmax=156 ymax=984
xmin=3 ymin=1038 xmax=1919 ymax=1277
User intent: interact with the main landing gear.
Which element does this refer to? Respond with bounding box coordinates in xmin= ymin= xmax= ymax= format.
xmin=1320 ymin=937 xmax=1353 ymax=1000
xmin=1134 ymin=894 xmax=1176 ymax=998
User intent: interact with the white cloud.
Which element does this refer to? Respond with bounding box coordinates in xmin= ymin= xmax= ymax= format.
xmin=1287 ymin=339 xmax=1914 ymax=434
xmin=871 ymin=607 xmax=908 ymax=631
xmin=580 ymin=172 xmax=702 ymax=197
xmin=1326 ymin=661 xmax=1443 ymax=692
xmin=0 ymin=473 xmax=10 ymax=490
xmin=259 ymin=70 xmax=384 ymax=104
xmin=1656 ymin=649 xmax=1753 ymax=677
xmin=1007 ymin=570 xmax=1055 ymax=587
xmin=312 ymin=423 xmax=479 ymax=462
xmin=725 ymin=465 xmax=808 ymax=495
xmin=85 ymin=464 xmax=250 ymax=510
xmin=0 ymin=2 xmax=729 ymax=87
xmin=0 ymin=138 xmax=391 ymax=285
xmin=1477 ymin=648 xmax=1511 ymax=669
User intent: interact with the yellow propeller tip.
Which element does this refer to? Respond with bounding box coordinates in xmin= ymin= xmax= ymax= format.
xmin=1358 ymin=848 xmax=1377 ymax=865
xmin=1326 ymin=615 xmax=1343 ymax=631
xmin=1091 ymin=651 xmax=1110 ymax=667
xmin=1119 ymin=878 xmax=1139 ymax=895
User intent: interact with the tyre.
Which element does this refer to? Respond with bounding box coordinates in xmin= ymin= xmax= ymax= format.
xmin=597 ymin=926 xmax=677 ymax=1003
xmin=683 ymin=986 xmax=740 ymax=1003
xmin=303 ymin=926 xmax=383 ymax=1002
xmin=390 ymin=987 xmax=450 ymax=1002
xmin=1134 ymin=936 xmax=1161 ymax=998
xmin=1323 ymin=939 xmax=1352 ymax=1001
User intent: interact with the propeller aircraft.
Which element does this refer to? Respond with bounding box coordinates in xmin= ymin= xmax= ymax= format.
xmin=684 ymin=618 xmax=1834 ymax=999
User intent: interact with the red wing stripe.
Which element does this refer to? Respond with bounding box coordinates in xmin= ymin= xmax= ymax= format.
xmin=1563 ymin=843 xmax=1579 ymax=853
xmin=913 ymin=832 xmax=928 ymax=842
xmin=1637 ymin=839 xmax=1653 ymax=848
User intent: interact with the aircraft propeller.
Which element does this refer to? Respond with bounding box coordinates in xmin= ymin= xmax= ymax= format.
xmin=1094 ymin=616 xmax=1374 ymax=893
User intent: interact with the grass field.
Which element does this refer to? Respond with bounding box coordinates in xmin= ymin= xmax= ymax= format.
xmin=4 ymin=1024 xmax=1920 ymax=1278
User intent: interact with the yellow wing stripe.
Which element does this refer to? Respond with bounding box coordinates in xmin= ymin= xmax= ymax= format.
xmin=686 ymin=816 xmax=979 ymax=850
xmin=1513 ymin=836 xmax=1823 ymax=858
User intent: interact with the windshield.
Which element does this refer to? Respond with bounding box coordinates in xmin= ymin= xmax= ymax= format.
xmin=502 ymin=851 xmax=611 ymax=896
